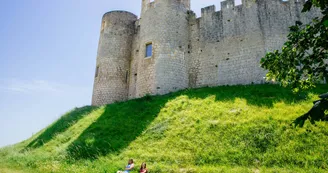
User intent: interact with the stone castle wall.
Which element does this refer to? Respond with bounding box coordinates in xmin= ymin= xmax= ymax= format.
xmin=92 ymin=0 xmax=320 ymax=106
xmin=188 ymin=0 xmax=319 ymax=88
xmin=92 ymin=11 xmax=137 ymax=106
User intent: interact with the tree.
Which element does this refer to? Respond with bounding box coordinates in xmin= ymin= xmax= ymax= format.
xmin=261 ymin=0 xmax=328 ymax=92
xmin=260 ymin=0 xmax=328 ymax=127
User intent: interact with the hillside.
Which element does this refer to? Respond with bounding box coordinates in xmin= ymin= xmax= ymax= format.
xmin=0 ymin=84 xmax=328 ymax=173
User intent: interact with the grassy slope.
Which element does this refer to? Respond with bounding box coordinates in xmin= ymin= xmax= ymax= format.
xmin=0 ymin=84 xmax=328 ymax=173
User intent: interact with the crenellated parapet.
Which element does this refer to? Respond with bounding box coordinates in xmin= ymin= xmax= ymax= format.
xmin=201 ymin=5 xmax=216 ymax=17
xmin=141 ymin=0 xmax=190 ymax=15
xmin=221 ymin=0 xmax=235 ymax=9
xmin=200 ymin=0 xmax=307 ymax=19
xmin=196 ymin=0 xmax=313 ymax=41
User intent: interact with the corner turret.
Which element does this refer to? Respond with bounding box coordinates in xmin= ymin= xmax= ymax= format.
xmin=92 ymin=11 xmax=137 ymax=106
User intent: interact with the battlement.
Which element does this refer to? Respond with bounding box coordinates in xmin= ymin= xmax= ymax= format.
xmin=200 ymin=0 xmax=306 ymax=19
xmin=221 ymin=0 xmax=235 ymax=9
xmin=195 ymin=0 xmax=310 ymax=42
xmin=201 ymin=5 xmax=216 ymax=17
xmin=141 ymin=0 xmax=190 ymax=15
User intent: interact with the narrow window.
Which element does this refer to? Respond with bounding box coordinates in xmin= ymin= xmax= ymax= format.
xmin=95 ymin=66 xmax=99 ymax=78
xmin=146 ymin=43 xmax=152 ymax=57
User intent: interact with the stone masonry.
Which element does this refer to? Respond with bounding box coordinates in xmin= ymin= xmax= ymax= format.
xmin=91 ymin=0 xmax=320 ymax=106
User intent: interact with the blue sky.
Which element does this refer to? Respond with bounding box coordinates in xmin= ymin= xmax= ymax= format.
xmin=0 ymin=0 xmax=241 ymax=147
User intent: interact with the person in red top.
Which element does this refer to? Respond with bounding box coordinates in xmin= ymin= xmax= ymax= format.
xmin=139 ymin=162 xmax=148 ymax=173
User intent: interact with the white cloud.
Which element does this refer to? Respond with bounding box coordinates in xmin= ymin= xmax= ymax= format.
xmin=0 ymin=79 xmax=87 ymax=94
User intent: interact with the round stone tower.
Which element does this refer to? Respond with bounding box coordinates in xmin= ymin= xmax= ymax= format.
xmin=136 ymin=0 xmax=190 ymax=97
xmin=92 ymin=11 xmax=137 ymax=106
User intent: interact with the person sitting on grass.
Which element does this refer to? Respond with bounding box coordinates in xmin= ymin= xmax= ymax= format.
xmin=140 ymin=162 xmax=148 ymax=173
xmin=117 ymin=159 xmax=135 ymax=173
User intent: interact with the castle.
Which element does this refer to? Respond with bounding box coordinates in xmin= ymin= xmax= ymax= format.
xmin=92 ymin=0 xmax=319 ymax=106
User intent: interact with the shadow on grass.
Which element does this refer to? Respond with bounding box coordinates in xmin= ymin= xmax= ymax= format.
xmin=181 ymin=84 xmax=328 ymax=108
xmin=66 ymin=95 xmax=169 ymax=160
xmin=25 ymin=106 xmax=98 ymax=149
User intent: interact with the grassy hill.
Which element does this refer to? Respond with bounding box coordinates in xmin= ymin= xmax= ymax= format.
xmin=1 ymin=84 xmax=328 ymax=173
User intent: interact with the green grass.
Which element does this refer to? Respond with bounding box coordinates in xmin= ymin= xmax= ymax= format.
xmin=1 ymin=84 xmax=328 ymax=173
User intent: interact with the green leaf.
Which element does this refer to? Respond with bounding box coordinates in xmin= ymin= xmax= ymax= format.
xmin=323 ymin=20 xmax=328 ymax=27
xmin=261 ymin=0 xmax=327 ymax=95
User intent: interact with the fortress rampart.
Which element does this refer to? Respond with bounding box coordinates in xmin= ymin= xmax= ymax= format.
xmin=92 ymin=0 xmax=320 ymax=106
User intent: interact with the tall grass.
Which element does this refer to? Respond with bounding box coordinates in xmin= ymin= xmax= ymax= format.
xmin=0 ymin=84 xmax=328 ymax=173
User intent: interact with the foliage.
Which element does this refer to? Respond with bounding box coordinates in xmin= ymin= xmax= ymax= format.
xmin=260 ymin=0 xmax=328 ymax=92
xmin=1 ymin=85 xmax=328 ymax=172
xmin=261 ymin=0 xmax=328 ymax=126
